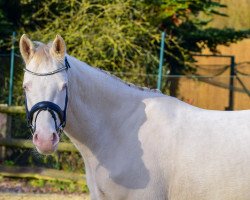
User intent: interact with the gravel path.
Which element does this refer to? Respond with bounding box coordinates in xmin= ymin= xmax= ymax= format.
xmin=0 ymin=193 xmax=90 ymax=200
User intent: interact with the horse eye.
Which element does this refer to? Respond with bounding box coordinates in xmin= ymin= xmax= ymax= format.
xmin=60 ymin=83 xmax=67 ymax=91
xmin=23 ymin=84 xmax=29 ymax=91
xmin=23 ymin=81 xmax=32 ymax=91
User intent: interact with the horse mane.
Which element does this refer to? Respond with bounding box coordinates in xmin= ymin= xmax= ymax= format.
xmin=96 ymin=68 xmax=162 ymax=94
xmin=32 ymin=42 xmax=161 ymax=94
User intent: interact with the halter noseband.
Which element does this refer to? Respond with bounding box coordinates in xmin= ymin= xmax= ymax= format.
xmin=24 ymin=57 xmax=70 ymax=135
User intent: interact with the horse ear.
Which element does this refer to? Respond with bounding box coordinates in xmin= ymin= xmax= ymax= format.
xmin=50 ymin=35 xmax=66 ymax=60
xmin=19 ymin=34 xmax=35 ymax=64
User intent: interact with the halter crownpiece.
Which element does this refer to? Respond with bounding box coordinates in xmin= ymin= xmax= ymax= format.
xmin=24 ymin=57 xmax=70 ymax=135
xmin=23 ymin=57 xmax=70 ymax=76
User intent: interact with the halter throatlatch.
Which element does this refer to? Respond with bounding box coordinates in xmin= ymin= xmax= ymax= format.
xmin=24 ymin=57 xmax=70 ymax=135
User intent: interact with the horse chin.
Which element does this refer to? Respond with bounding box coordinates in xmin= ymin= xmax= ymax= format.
xmin=35 ymin=145 xmax=58 ymax=155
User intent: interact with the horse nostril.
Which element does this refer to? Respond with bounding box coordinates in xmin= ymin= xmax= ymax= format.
xmin=52 ymin=132 xmax=59 ymax=145
xmin=34 ymin=133 xmax=39 ymax=142
xmin=33 ymin=133 xmax=40 ymax=146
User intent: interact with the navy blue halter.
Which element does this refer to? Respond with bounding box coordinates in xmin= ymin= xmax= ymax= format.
xmin=24 ymin=57 xmax=70 ymax=135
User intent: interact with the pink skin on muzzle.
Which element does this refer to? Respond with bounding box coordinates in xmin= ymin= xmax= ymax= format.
xmin=32 ymin=129 xmax=60 ymax=154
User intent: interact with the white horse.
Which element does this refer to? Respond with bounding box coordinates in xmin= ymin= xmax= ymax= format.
xmin=20 ymin=34 xmax=250 ymax=200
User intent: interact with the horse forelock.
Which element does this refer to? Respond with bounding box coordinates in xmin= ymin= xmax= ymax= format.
xmin=33 ymin=43 xmax=51 ymax=61
xmin=29 ymin=41 xmax=53 ymax=71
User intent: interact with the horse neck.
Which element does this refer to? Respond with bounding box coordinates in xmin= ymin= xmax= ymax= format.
xmin=65 ymin=55 xmax=158 ymax=159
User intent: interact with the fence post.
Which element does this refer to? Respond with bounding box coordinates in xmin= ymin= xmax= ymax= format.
xmin=1 ymin=32 xmax=16 ymax=162
xmin=8 ymin=32 xmax=15 ymax=143
xmin=226 ymin=56 xmax=235 ymax=111
xmin=8 ymin=32 xmax=16 ymax=106
xmin=157 ymin=31 xmax=166 ymax=90
xmin=0 ymin=111 xmax=8 ymax=162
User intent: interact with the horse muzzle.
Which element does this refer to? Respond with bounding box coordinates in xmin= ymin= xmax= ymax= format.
xmin=33 ymin=130 xmax=60 ymax=155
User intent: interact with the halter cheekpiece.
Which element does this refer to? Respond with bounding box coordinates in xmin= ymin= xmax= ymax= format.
xmin=24 ymin=57 xmax=70 ymax=135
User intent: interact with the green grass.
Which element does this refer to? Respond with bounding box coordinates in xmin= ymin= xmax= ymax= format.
xmin=28 ymin=179 xmax=89 ymax=193
xmin=0 ymin=177 xmax=89 ymax=194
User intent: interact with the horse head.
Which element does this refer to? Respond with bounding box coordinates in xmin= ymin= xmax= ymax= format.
xmin=20 ymin=34 xmax=69 ymax=155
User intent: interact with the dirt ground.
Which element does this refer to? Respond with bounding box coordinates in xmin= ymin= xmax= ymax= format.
xmin=0 ymin=193 xmax=90 ymax=200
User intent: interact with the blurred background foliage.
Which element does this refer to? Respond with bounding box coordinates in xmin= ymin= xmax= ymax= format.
xmin=1 ymin=0 xmax=250 ymax=95
xmin=1 ymin=0 xmax=250 ymax=171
